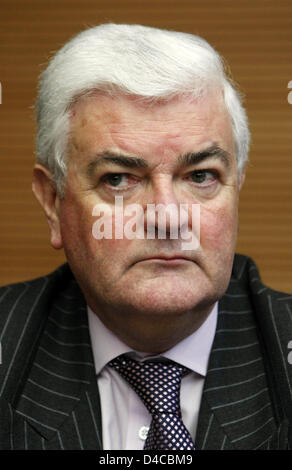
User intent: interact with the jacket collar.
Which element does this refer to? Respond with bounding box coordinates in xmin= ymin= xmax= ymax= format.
xmin=195 ymin=255 xmax=289 ymax=449
xmin=7 ymin=267 xmax=100 ymax=442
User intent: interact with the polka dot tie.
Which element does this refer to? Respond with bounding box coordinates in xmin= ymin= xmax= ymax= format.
xmin=108 ymin=354 xmax=195 ymax=450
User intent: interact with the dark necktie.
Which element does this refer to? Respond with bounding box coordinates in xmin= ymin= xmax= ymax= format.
xmin=108 ymin=354 xmax=195 ymax=450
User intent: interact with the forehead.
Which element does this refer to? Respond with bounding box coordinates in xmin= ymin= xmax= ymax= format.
xmin=69 ymin=91 xmax=235 ymax=160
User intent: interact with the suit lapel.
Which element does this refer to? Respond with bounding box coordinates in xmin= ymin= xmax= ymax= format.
xmin=4 ymin=266 xmax=102 ymax=449
xmin=196 ymin=255 xmax=281 ymax=450
xmin=1 ymin=255 xmax=291 ymax=449
xmin=248 ymin=274 xmax=292 ymax=425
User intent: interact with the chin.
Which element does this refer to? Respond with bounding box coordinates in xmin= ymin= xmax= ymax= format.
xmin=123 ymin=277 xmax=217 ymax=316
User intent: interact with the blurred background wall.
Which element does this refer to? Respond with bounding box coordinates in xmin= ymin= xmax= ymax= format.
xmin=0 ymin=0 xmax=291 ymax=292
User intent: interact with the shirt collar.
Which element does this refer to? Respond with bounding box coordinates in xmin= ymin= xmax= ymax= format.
xmin=87 ymin=302 xmax=218 ymax=378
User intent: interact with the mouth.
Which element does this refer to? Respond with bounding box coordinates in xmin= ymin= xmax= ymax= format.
xmin=135 ymin=255 xmax=194 ymax=265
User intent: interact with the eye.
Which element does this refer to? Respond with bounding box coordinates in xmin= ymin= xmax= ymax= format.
xmin=105 ymin=173 xmax=126 ymax=187
xmin=189 ymin=170 xmax=218 ymax=185
xmin=101 ymin=173 xmax=139 ymax=190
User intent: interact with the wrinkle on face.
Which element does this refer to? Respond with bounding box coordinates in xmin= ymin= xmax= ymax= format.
xmin=57 ymin=91 xmax=241 ymax=351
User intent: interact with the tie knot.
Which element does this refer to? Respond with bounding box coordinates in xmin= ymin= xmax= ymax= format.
xmin=108 ymin=355 xmax=190 ymax=416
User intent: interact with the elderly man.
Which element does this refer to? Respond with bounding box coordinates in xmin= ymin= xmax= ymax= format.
xmin=0 ymin=23 xmax=291 ymax=451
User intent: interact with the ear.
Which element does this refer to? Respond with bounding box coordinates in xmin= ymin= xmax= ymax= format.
xmin=32 ymin=164 xmax=63 ymax=249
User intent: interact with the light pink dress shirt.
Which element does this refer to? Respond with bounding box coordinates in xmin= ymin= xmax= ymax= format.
xmin=87 ymin=303 xmax=218 ymax=450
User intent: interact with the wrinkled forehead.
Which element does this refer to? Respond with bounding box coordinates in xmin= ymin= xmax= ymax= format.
xmin=70 ymin=87 xmax=228 ymax=121
xmin=68 ymin=90 xmax=235 ymax=161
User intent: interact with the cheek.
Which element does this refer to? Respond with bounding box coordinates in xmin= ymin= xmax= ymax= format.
xmin=96 ymin=236 xmax=133 ymax=259
xmin=200 ymin=203 xmax=238 ymax=251
xmin=60 ymin=203 xmax=131 ymax=284
xmin=84 ymin=209 xmax=135 ymax=269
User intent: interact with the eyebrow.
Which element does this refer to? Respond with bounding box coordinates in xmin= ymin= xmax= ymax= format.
xmin=178 ymin=145 xmax=232 ymax=168
xmin=86 ymin=151 xmax=148 ymax=177
xmin=86 ymin=144 xmax=231 ymax=177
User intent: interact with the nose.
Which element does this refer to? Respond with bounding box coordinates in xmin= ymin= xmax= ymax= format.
xmin=143 ymin=176 xmax=190 ymax=240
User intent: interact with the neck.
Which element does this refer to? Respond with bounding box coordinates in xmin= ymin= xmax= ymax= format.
xmin=88 ymin=302 xmax=215 ymax=353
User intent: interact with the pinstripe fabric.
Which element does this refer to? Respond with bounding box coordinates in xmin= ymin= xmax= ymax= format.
xmin=195 ymin=255 xmax=292 ymax=450
xmin=0 ymin=254 xmax=291 ymax=449
xmin=0 ymin=264 xmax=102 ymax=449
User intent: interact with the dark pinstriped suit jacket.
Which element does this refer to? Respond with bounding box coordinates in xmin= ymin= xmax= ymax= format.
xmin=0 ymin=254 xmax=291 ymax=450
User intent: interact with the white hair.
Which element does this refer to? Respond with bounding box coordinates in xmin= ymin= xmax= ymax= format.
xmin=36 ymin=23 xmax=250 ymax=196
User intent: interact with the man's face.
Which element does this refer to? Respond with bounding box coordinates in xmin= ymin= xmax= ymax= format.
xmin=43 ymin=91 xmax=243 ymax=347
